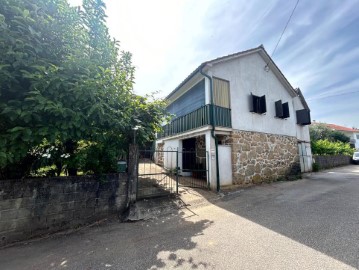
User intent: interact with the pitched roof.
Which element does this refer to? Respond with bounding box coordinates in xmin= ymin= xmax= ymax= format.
xmin=166 ymin=45 xmax=310 ymax=110
xmin=295 ymin=88 xmax=310 ymax=111
xmin=166 ymin=46 xmax=263 ymax=100
xmin=326 ymin=124 xmax=358 ymax=133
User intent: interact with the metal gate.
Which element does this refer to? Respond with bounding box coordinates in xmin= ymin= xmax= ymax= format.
xmin=137 ymin=149 xmax=209 ymax=200
xmin=178 ymin=149 xmax=209 ymax=189
xmin=137 ymin=150 xmax=178 ymax=200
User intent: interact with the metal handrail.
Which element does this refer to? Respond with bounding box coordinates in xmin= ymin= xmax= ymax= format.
xmin=157 ymin=104 xmax=231 ymax=138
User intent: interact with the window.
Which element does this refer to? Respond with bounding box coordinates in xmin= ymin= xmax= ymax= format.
xmin=296 ymin=109 xmax=311 ymax=125
xmin=213 ymin=77 xmax=230 ymax=108
xmin=249 ymin=93 xmax=266 ymax=114
xmin=356 ymin=134 xmax=359 ymax=140
xmin=275 ymin=100 xmax=290 ymax=119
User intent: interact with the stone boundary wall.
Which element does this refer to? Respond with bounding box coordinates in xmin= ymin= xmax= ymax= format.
xmin=313 ymin=155 xmax=351 ymax=170
xmin=229 ymin=130 xmax=301 ymax=185
xmin=0 ymin=174 xmax=128 ymax=246
xmin=156 ymin=143 xmax=164 ymax=166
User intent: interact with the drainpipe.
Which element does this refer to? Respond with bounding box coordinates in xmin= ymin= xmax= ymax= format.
xmin=200 ymin=68 xmax=220 ymax=192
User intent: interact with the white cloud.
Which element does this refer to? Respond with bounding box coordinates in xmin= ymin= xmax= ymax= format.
xmin=68 ymin=0 xmax=359 ymax=126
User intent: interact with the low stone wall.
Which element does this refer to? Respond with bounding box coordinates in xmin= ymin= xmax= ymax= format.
xmin=313 ymin=155 xmax=351 ymax=170
xmin=230 ymin=130 xmax=301 ymax=185
xmin=0 ymin=174 xmax=128 ymax=246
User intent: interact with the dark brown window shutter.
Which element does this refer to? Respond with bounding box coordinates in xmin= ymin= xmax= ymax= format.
xmin=275 ymin=100 xmax=283 ymax=118
xmin=250 ymin=93 xmax=266 ymax=114
xmin=282 ymin=102 xmax=290 ymax=118
xmin=259 ymin=95 xmax=266 ymax=114
xmin=296 ymin=109 xmax=311 ymax=125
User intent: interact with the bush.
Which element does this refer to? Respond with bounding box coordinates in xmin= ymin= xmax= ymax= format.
xmin=78 ymin=141 xmax=126 ymax=175
xmin=310 ymin=124 xmax=350 ymax=143
xmin=312 ymin=162 xmax=320 ymax=172
xmin=311 ymin=139 xmax=354 ymax=156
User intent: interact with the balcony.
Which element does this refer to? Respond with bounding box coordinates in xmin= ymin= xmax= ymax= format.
xmin=158 ymin=104 xmax=231 ymax=139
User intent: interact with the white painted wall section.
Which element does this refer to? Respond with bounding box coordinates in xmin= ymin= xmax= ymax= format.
xmin=218 ymin=145 xmax=232 ymax=186
xmin=163 ymin=139 xmax=182 ymax=169
xmin=205 ymin=131 xmax=217 ymax=190
xmin=293 ymin=96 xmax=310 ymax=142
xmin=209 ymin=52 xmax=310 ymax=141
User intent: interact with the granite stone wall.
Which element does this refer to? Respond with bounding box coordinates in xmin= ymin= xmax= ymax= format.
xmin=195 ymin=135 xmax=206 ymax=166
xmin=313 ymin=155 xmax=351 ymax=170
xmin=0 ymin=174 xmax=128 ymax=246
xmin=229 ymin=130 xmax=301 ymax=185
xmin=156 ymin=143 xmax=164 ymax=166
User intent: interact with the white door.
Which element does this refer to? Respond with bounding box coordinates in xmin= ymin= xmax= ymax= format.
xmin=218 ymin=145 xmax=232 ymax=186
xmin=298 ymin=142 xmax=312 ymax=172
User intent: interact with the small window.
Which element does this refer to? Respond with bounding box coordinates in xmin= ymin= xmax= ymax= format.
xmin=249 ymin=93 xmax=266 ymax=114
xmin=356 ymin=134 xmax=359 ymax=140
xmin=296 ymin=109 xmax=311 ymax=125
xmin=275 ymin=100 xmax=290 ymax=119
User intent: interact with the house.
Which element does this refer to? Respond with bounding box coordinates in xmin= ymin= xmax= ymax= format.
xmin=155 ymin=45 xmax=312 ymax=191
xmin=324 ymin=123 xmax=359 ymax=149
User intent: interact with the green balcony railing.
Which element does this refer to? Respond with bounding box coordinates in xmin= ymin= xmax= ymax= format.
xmin=158 ymin=104 xmax=231 ymax=139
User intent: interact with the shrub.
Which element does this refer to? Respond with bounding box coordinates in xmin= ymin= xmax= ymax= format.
xmin=310 ymin=124 xmax=350 ymax=143
xmin=312 ymin=162 xmax=320 ymax=172
xmin=311 ymin=139 xmax=354 ymax=156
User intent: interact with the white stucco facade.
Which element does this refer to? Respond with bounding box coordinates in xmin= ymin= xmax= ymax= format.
xmin=156 ymin=46 xmax=312 ymax=190
xmin=342 ymin=131 xmax=359 ymax=150
xmin=207 ymin=52 xmax=310 ymax=142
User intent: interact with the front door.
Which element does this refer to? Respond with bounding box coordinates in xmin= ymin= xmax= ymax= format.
xmin=182 ymin=138 xmax=196 ymax=170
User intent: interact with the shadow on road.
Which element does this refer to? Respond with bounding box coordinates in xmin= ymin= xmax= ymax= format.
xmin=0 ymin=202 xmax=214 ymax=269
xmin=0 ymin=165 xmax=358 ymax=269
xmin=211 ymin=165 xmax=359 ymax=269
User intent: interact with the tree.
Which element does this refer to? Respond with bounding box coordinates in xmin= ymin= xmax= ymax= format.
xmin=309 ymin=124 xmax=350 ymax=143
xmin=0 ymin=0 xmax=166 ymax=178
xmin=330 ymin=131 xmax=350 ymax=143
xmin=309 ymin=124 xmax=353 ymax=156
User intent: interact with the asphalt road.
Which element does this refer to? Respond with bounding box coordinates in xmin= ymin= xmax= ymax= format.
xmin=0 ymin=165 xmax=358 ymax=270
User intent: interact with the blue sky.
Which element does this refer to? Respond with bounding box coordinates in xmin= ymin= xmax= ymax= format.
xmin=70 ymin=0 xmax=359 ymax=128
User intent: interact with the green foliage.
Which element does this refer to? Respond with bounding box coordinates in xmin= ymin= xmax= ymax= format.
xmin=76 ymin=138 xmax=126 ymax=175
xmin=311 ymin=139 xmax=355 ymax=156
xmin=310 ymin=124 xmax=350 ymax=143
xmin=312 ymin=162 xmax=320 ymax=172
xmin=310 ymin=124 xmax=353 ymax=156
xmin=0 ymin=0 xmax=167 ymax=178
xmin=330 ymin=130 xmax=350 ymax=143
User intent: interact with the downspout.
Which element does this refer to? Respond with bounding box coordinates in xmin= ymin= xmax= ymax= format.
xmin=200 ymin=68 xmax=220 ymax=192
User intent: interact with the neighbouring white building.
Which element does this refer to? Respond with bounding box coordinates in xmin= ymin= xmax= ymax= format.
xmin=155 ymin=45 xmax=312 ymax=191
xmin=324 ymin=123 xmax=359 ymax=150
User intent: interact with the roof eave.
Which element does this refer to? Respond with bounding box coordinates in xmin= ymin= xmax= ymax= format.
xmin=166 ymin=63 xmax=206 ymax=100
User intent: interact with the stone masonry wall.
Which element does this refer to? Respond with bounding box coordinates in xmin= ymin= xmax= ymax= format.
xmin=230 ymin=130 xmax=301 ymax=185
xmin=195 ymin=135 xmax=206 ymax=166
xmin=156 ymin=143 xmax=164 ymax=166
xmin=0 ymin=174 xmax=128 ymax=246
xmin=314 ymin=155 xmax=351 ymax=170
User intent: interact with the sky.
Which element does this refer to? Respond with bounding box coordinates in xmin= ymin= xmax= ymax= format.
xmin=69 ymin=0 xmax=359 ymax=128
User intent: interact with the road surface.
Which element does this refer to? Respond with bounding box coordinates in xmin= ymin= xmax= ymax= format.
xmin=0 ymin=165 xmax=358 ymax=269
